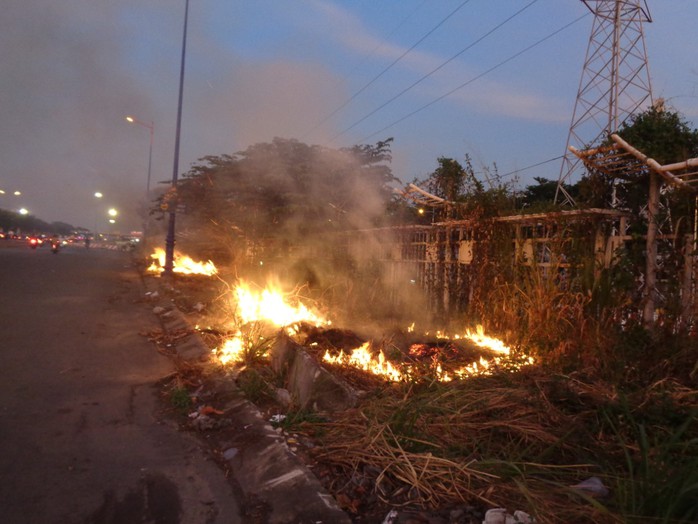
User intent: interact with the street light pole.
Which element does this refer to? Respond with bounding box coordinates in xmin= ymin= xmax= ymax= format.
xmin=164 ymin=0 xmax=189 ymax=277
xmin=125 ymin=116 xmax=154 ymax=197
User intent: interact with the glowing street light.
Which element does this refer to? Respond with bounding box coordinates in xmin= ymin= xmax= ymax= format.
xmin=13 ymin=190 xmax=21 ymax=196
xmin=108 ymin=208 xmax=118 ymax=218
xmin=94 ymin=192 xmax=103 ymax=199
xmin=18 ymin=208 xmax=28 ymax=215
xmin=125 ymin=116 xmax=154 ymax=196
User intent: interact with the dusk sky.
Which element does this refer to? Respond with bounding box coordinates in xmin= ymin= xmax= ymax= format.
xmin=1 ymin=0 xmax=697 ymax=232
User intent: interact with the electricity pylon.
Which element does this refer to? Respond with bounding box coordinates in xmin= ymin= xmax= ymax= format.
xmin=555 ymin=0 xmax=653 ymax=206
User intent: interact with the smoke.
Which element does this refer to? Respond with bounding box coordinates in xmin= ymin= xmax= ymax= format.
xmin=0 ymin=1 xmax=155 ymax=229
xmin=0 ymin=1 xmax=348 ymax=232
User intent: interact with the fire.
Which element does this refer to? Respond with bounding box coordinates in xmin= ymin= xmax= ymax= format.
xmin=456 ymin=325 xmax=511 ymax=355
xmin=234 ymin=280 xmax=328 ymax=327
xmin=323 ymin=343 xmax=403 ymax=382
xmin=214 ymin=280 xmax=328 ymax=365
xmin=217 ymin=335 xmax=245 ymax=366
xmin=322 ymin=324 xmax=534 ymax=383
xmin=211 ymin=282 xmax=533 ymax=381
xmin=147 ymin=247 xmax=218 ymax=276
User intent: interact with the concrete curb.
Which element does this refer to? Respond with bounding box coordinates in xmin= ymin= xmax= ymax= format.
xmin=153 ymin=301 xmax=352 ymax=524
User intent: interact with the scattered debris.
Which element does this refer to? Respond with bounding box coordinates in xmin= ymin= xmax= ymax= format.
xmin=570 ymin=476 xmax=609 ymax=498
xmin=222 ymin=447 xmax=239 ymax=461
xmin=381 ymin=509 xmax=398 ymax=523
xmin=188 ymin=410 xmax=231 ymax=432
xmin=269 ymin=414 xmax=286 ymax=425
xmin=483 ymin=508 xmax=534 ymax=523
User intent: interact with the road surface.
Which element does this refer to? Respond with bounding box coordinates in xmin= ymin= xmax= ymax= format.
xmin=0 ymin=240 xmax=242 ymax=523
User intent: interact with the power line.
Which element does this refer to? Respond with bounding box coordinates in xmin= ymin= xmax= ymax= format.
xmin=498 ymin=155 xmax=564 ymax=179
xmin=320 ymin=0 xmax=428 ymax=95
xmin=330 ymin=0 xmax=540 ymax=143
xmin=302 ymin=0 xmax=473 ymax=141
xmin=356 ymin=12 xmax=590 ymax=144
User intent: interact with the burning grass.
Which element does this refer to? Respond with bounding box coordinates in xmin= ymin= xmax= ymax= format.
xmin=149 ymin=272 xmax=698 ymax=523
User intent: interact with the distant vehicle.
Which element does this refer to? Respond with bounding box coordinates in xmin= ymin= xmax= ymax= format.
xmin=28 ymin=237 xmax=43 ymax=249
xmin=50 ymin=238 xmax=60 ymax=254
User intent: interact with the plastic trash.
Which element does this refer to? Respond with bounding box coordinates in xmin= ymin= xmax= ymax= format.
xmin=571 ymin=476 xmax=609 ymax=498
xmin=483 ymin=508 xmax=534 ymax=523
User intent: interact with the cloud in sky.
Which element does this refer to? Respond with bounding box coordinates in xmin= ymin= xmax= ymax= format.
xmin=301 ymin=0 xmax=572 ymax=130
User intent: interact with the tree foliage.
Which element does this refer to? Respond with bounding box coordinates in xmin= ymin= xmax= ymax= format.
xmin=578 ymin=107 xmax=698 ymax=218
xmin=414 ymin=155 xmax=514 ymax=221
xmin=0 ymin=208 xmax=75 ymax=235
xmin=159 ymin=137 xmax=397 ymax=260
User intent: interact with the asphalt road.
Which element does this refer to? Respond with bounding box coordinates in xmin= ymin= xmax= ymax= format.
xmin=0 ymin=240 xmax=242 ymax=523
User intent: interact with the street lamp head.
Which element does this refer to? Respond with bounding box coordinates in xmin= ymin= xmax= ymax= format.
xmin=125 ymin=115 xmax=153 ymax=131
xmin=19 ymin=208 xmax=28 ymax=215
xmin=108 ymin=208 xmax=118 ymax=217
xmin=94 ymin=192 xmax=103 ymax=198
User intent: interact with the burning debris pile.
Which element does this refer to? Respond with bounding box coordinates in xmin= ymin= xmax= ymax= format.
xmin=206 ymin=279 xmax=533 ymax=385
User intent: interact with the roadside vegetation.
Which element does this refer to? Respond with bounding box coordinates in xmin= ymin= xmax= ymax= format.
xmin=150 ymin=107 xmax=698 ymax=522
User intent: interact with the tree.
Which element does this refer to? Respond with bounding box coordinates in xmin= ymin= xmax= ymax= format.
xmin=577 ymin=107 xmax=698 ymax=219
xmin=576 ymin=107 xmax=698 ymax=328
xmin=423 ymin=157 xmax=470 ymax=202
xmin=415 ymin=155 xmax=514 ymax=221
xmin=159 ymin=137 xmax=397 ymax=261
xmin=520 ymin=177 xmax=578 ymax=211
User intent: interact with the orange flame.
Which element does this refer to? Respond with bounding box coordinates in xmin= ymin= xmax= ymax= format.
xmin=233 ymin=280 xmax=328 ymax=327
xmin=323 ymin=343 xmax=403 ymax=382
xmin=212 ymin=283 xmax=533 ymax=380
xmin=147 ymin=247 xmax=217 ymax=276
xmin=322 ymin=325 xmax=534 ymax=382
xmin=214 ymin=280 xmax=328 ymax=365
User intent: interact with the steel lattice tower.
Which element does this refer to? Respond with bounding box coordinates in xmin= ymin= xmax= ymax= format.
xmin=555 ymin=0 xmax=653 ymax=205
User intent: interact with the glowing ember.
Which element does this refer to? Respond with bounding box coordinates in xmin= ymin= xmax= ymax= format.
xmin=147 ymin=247 xmax=217 ymax=276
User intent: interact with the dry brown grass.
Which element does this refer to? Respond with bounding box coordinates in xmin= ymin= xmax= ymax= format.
xmin=298 ymin=367 xmax=695 ymax=523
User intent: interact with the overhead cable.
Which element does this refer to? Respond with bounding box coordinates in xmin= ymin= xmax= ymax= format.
xmin=302 ymin=0 xmax=473 ymax=140
xmin=357 ymin=12 xmax=590 ymax=144
xmin=330 ymin=0 xmax=540 ymax=143
xmin=499 ymin=155 xmax=565 ymax=179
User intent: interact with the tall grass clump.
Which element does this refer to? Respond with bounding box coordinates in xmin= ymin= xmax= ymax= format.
xmin=600 ymin=398 xmax=698 ymax=523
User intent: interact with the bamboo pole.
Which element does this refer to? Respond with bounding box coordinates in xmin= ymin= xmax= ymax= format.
xmin=643 ymin=171 xmax=659 ymax=327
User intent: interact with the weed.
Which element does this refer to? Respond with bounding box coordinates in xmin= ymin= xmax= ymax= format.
xmin=170 ymin=386 xmax=192 ymax=413
xmin=602 ymin=400 xmax=698 ymax=523
xmin=237 ymin=367 xmax=274 ymax=404
xmin=271 ymin=408 xmax=328 ymax=431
